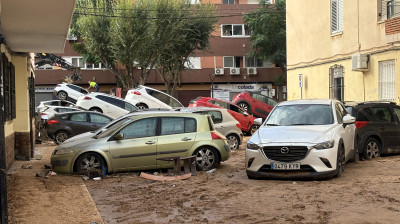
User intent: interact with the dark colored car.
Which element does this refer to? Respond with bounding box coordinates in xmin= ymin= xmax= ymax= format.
xmin=188 ymin=96 xmax=259 ymax=135
xmin=231 ymin=92 xmax=278 ymax=119
xmin=345 ymin=101 xmax=400 ymax=160
xmin=46 ymin=111 xmax=113 ymax=144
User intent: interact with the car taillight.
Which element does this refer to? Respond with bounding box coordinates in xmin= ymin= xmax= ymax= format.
xmin=41 ymin=113 xmax=47 ymax=116
xmin=83 ymin=96 xmax=92 ymax=100
xmin=131 ymin=91 xmax=141 ymax=95
xmin=355 ymin=121 xmax=369 ymax=129
xmin=211 ymin=132 xmax=226 ymax=140
xmin=56 ymin=84 xmax=61 ymax=87
xmin=47 ymin=120 xmax=60 ymax=125
xmin=236 ymin=123 xmax=241 ymax=129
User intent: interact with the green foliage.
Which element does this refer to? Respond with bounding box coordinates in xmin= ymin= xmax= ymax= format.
xmin=244 ymin=0 xmax=286 ymax=70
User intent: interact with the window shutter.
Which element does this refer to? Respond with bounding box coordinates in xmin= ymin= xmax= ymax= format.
xmin=338 ymin=0 xmax=343 ymax=31
xmin=331 ymin=0 xmax=338 ymax=33
xmin=10 ymin=63 xmax=15 ymax=119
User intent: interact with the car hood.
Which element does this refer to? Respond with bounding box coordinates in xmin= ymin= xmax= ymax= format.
xmin=256 ymin=125 xmax=336 ymax=144
xmin=63 ymin=131 xmax=95 ymax=144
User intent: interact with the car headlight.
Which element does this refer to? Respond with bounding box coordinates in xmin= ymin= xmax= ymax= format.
xmin=247 ymin=141 xmax=261 ymax=150
xmin=311 ymin=140 xmax=335 ymax=150
xmin=54 ymin=148 xmax=74 ymax=155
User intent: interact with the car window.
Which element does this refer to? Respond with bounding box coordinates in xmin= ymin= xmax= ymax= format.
xmin=393 ymin=107 xmax=400 ymax=122
xmin=266 ymin=104 xmax=333 ymax=126
xmin=371 ymin=107 xmax=393 ymax=122
xmin=229 ymin=104 xmax=245 ymax=114
xmin=161 ymin=117 xmax=196 ymax=135
xmin=211 ymin=100 xmax=229 ymax=109
xmin=60 ymin=101 xmax=73 ymax=107
xmin=70 ymin=113 xmax=87 ymax=122
xmin=267 ymin=97 xmax=278 ymax=107
xmin=335 ymin=103 xmax=344 ymax=124
xmin=355 ymin=108 xmax=370 ymax=121
xmin=252 ymin=93 xmax=267 ymax=103
xmin=97 ymin=95 xmax=124 ymax=108
xmin=124 ymin=102 xmax=138 ymax=112
xmin=56 ymin=108 xmax=78 ymax=113
xmin=169 ymin=97 xmax=183 ymax=107
xmin=195 ymin=111 xmax=223 ymax=124
xmin=96 ymin=117 xmax=132 ymax=138
xmin=67 ymin=84 xmax=81 ymax=93
xmin=120 ymin=118 xmax=157 ymax=139
xmin=146 ymin=89 xmax=171 ymax=105
xmin=90 ymin=113 xmax=112 ymax=123
xmin=50 ymin=101 xmax=59 ymax=106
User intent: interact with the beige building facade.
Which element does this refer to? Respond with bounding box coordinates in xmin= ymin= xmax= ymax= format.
xmin=287 ymin=0 xmax=400 ymax=103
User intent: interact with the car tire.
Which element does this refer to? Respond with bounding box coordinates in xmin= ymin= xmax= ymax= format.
xmin=136 ymin=103 xmax=148 ymax=109
xmin=54 ymin=130 xmax=69 ymax=145
xmin=193 ymin=147 xmax=219 ymax=171
xmin=237 ymin=102 xmax=250 ymax=113
xmin=75 ymin=152 xmax=106 ymax=174
xmin=57 ymin=91 xmax=68 ymax=100
xmin=89 ymin=107 xmax=103 ymax=113
xmin=336 ymin=144 xmax=345 ymax=177
xmin=363 ymin=137 xmax=381 ymax=160
xmin=227 ymin=134 xmax=240 ymax=150
xmin=248 ymin=125 xmax=259 ymax=135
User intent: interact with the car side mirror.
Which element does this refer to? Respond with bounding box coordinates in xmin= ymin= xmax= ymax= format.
xmin=254 ymin=118 xmax=263 ymax=126
xmin=342 ymin=115 xmax=355 ymax=127
xmin=114 ymin=133 xmax=124 ymax=140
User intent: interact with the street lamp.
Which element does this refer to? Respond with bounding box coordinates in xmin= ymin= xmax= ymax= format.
xmin=209 ymin=73 xmax=216 ymax=98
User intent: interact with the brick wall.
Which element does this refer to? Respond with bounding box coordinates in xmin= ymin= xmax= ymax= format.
xmin=385 ymin=17 xmax=400 ymax=35
xmin=15 ymin=132 xmax=31 ymax=161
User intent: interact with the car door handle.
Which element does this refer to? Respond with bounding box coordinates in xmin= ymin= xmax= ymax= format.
xmin=181 ymin=137 xmax=192 ymax=141
xmin=145 ymin=141 xmax=156 ymax=145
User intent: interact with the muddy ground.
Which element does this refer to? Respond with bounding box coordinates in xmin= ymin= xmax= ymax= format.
xmin=7 ymin=138 xmax=400 ymax=223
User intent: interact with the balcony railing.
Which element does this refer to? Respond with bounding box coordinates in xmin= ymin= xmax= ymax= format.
xmin=387 ymin=0 xmax=400 ymax=19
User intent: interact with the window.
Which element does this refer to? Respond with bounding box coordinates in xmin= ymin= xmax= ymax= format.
xmin=329 ymin=65 xmax=344 ymax=101
xmin=223 ymin=0 xmax=235 ymax=4
xmin=196 ymin=111 xmax=223 ymax=124
xmin=393 ymin=107 xmax=400 ymax=121
xmin=221 ymin=25 xmax=250 ymax=37
xmin=67 ymin=84 xmax=88 ymax=94
xmin=387 ymin=0 xmax=400 ymax=19
xmin=90 ymin=113 xmax=112 ymax=123
xmin=209 ymin=100 xmax=229 ymax=109
xmin=331 ymin=0 xmax=343 ymax=34
xmin=379 ymin=60 xmax=395 ymax=101
xmin=120 ymin=118 xmax=157 ymax=139
xmin=184 ymin=57 xmax=201 ymax=69
xmin=245 ymin=57 xmax=273 ymax=68
xmin=161 ymin=117 xmax=196 ymax=135
xmin=223 ymin=56 xmax=241 ymax=68
xmin=70 ymin=113 xmax=87 ymax=122
xmin=66 ymin=57 xmax=103 ymax=69
xmin=2 ymin=54 xmax=15 ymax=121
xmin=371 ymin=107 xmax=393 ymax=122
xmin=124 ymin=102 xmax=138 ymax=112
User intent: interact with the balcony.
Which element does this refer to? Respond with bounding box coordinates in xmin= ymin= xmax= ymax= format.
xmin=387 ymin=0 xmax=400 ymax=19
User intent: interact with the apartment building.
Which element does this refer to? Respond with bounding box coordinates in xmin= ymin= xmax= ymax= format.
xmin=35 ymin=0 xmax=285 ymax=106
xmin=287 ymin=0 xmax=400 ymax=103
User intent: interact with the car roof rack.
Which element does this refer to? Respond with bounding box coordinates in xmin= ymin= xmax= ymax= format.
xmin=357 ymin=101 xmax=396 ymax=105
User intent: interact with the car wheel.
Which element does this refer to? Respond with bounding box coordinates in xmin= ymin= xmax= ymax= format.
xmin=54 ymin=130 xmax=69 ymax=145
xmin=89 ymin=107 xmax=103 ymax=113
xmin=57 ymin=91 xmax=68 ymax=100
xmin=237 ymin=102 xmax=250 ymax=113
xmin=336 ymin=144 xmax=345 ymax=177
xmin=363 ymin=137 xmax=381 ymax=160
xmin=227 ymin=134 xmax=239 ymax=150
xmin=136 ymin=103 xmax=148 ymax=109
xmin=75 ymin=152 xmax=105 ymax=174
xmin=248 ymin=125 xmax=259 ymax=135
xmin=193 ymin=147 xmax=219 ymax=171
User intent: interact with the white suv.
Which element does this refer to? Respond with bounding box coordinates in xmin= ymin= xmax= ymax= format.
xmin=125 ymin=85 xmax=183 ymax=109
xmin=76 ymin=92 xmax=138 ymax=119
xmin=245 ymin=99 xmax=356 ymax=179
xmin=53 ymin=83 xmax=88 ymax=103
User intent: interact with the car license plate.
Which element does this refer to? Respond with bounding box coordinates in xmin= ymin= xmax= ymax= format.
xmin=271 ymin=163 xmax=300 ymax=170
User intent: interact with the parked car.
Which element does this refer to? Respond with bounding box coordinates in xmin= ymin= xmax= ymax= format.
xmin=46 ymin=111 xmax=113 ymax=144
xmin=36 ymin=100 xmax=75 ymax=112
xmin=53 ymin=82 xmax=89 ymax=103
xmin=179 ymin=107 xmax=243 ymax=150
xmin=345 ymin=101 xmax=400 ymax=160
xmin=232 ymin=92 xmax=278 ymax=119
xmin=39 ymin=106 xmax=83 ymax=120
xmin=75 ymin=92 xmax=139 ymax=119
xmin=188 ymin=97 xmax=258 ymax=135
xmin=245 ymin=99 xmax=356 ymax=179
xmin=125 ymin=85 xmax=183 ymax=109
xmin=51 ymin=112 xmax=230 ymax=174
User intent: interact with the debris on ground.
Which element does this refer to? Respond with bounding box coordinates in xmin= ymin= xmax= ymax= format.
xmin=206 ymin=168 xmax=216 ymax=174
xmin=21 ymin=165 xmax=33 ymax=169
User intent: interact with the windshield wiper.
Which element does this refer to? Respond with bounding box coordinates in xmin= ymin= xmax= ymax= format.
xmin=288 ymin=123 xmax=314 ymax=126
xmin=266 ymin=123 xmax=279 ymax=126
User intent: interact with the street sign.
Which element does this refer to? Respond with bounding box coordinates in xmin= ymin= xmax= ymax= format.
xmin=299 ymin=74 xmax=303 ymax=88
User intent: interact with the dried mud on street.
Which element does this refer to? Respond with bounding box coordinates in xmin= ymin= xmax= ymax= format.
xmin=7 ymin=138 xmax=400 ymax=223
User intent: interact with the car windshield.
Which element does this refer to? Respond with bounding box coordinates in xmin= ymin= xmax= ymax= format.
xmin=266 ymin=104 xmax=333 ymax=126
xmin=95 ymin=117 xmax=132 ymax=138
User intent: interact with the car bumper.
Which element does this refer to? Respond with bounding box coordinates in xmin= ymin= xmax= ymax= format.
xmin=245 ymin=145 xmax=339 ymax=179
xmin=51 ymin=153 xmax=75 ymax=174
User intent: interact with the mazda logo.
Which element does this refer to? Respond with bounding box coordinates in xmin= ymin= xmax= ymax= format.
xmin=280 ymin=147 xmax=290 ymax=154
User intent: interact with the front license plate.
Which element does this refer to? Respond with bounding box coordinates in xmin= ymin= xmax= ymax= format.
xmin=271 ymin=163 xmax=300 ymax=170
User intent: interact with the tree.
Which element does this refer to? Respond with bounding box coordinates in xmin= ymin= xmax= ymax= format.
xmin=244 ymin=0 xmax=286 ymax=100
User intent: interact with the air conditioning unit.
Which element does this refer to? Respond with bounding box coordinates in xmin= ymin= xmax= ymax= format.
xmin=215 ymin=68 xmax=224 ymax=75
xmin=352 ymin=54 xmax=369 ymax=71
xmin=247 ymin=67 xmax=257 ymax=75
xmin=230 ymin=68 xmax=240 ymax=75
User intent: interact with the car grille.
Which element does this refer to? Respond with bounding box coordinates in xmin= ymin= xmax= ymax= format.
xmin=262 ymin=146 xmax=309 ymax=162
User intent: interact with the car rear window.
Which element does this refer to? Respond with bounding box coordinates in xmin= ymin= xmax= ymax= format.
xmin=207 ymin=116 xmax=216 ymax=131
xmin=160 ymin=117 xmax=196 ymax=135
xmin=355 ymin=108 xmax=370 ymax=121
xmin=370 ymin=107 xmax=393 ymax=122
